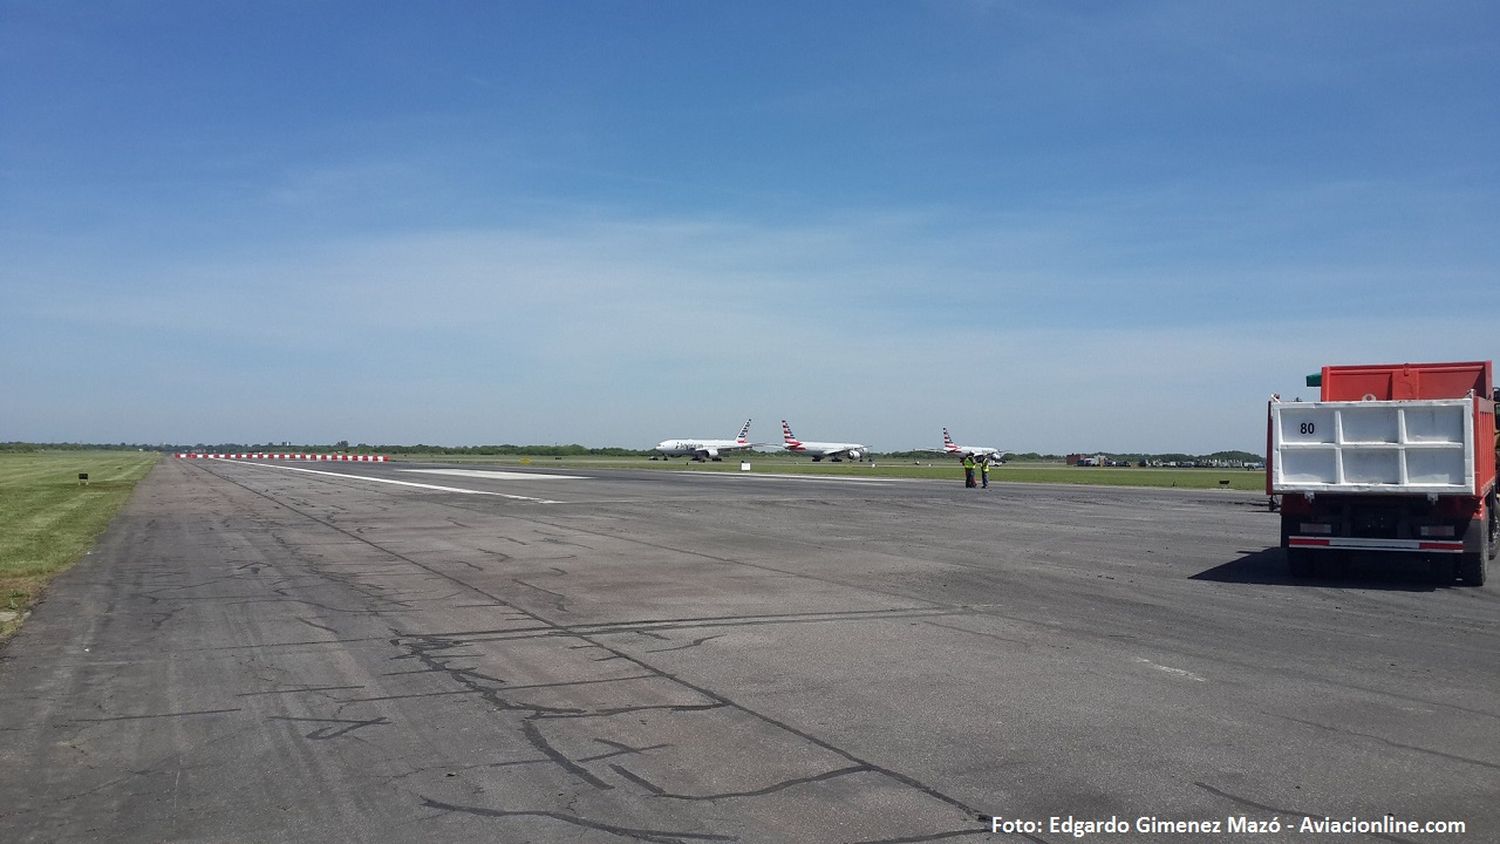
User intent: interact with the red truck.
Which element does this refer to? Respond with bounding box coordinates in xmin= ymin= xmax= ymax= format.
xmin=1267 ymin=361 xmax=1498 ymax=585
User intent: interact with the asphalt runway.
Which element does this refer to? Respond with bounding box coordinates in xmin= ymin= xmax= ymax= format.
xmin=1 ymin=458 xmax=1496 ymax=843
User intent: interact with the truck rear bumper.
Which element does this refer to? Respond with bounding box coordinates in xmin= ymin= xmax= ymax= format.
xmin=1287 ymin=535 xmax=1465 ymax=554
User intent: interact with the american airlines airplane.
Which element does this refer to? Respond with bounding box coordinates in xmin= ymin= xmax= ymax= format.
xmin=654 ymin=419 xmax=756 ymax=462
xmin=781 ymin=420 xmax=868 ymax=462
xmin=942 ymin=427 xmax=1007 ymax=461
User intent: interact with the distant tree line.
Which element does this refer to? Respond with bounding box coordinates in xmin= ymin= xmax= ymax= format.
xmin=880 ymin=450 xmax=1066 ymax=461
xmin=878 ymin=449 xmax=1263 ymax=463
xmin=0 ymin=441 xmax=653 ymax=457
xmin=373 ymin=444 xmax=648 ymax=457
xmin=1 ymin=442 xmax=156 ymax=453
xmin=1073 ymin=450 xmax=1264 ymax=464
xmin=2 ymin=442 xmax=1264 ymax=462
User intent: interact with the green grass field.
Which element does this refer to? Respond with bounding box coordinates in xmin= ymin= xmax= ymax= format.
xmin=390 ymin=453 xmax=1268 ymax=491
xmin=0 ymin=451 xmax=160 ymax=640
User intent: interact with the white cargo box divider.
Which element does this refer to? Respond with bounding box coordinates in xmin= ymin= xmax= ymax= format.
xmin=1270 ymin=397 xmax=1475 ymax=495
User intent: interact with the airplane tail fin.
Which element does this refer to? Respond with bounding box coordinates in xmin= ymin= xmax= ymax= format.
xmin=781 ymin=420 xmax=802 ymax=447
xmin=943 ymin=428 xmax=959 ymax=452
xmin=735 ymin=419 xmax=752 ymax=444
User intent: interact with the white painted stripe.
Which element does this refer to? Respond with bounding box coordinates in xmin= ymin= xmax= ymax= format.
xmin=1134 ymin=657 xmax=1206 ymax=682
xmin=400 ymin=469 xmax=590 ymax=481
xmin=209 ymin=458 xmax=561 ymax=503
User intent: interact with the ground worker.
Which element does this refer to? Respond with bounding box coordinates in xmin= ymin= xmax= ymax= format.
xmin=962 ymin=454 xmax=976 ymax=488
xmin=981 ymin=458 xmax=991 ymax=489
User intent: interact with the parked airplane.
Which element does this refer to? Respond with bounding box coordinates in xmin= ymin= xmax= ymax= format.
xmin=942 ymin=428 xmax=1007 ymax=461
xmin=654 ymin=419 xmax=756 ymax=462
xmin=781 ymin=420 xmax=868 ymax=462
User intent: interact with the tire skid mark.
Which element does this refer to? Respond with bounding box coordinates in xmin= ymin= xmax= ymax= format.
xmin=853 ymin=830 xmax=996 ymax=844
xmin=66 ymin=707 xmax=242 ymax=724
xmin=646 ymin=634 xmax=724 ymax=654
xmin=268 ymin=714 xmax=391 ymax=741
xmin=235 ymin=684 xmax=364 ymax=697
xmin=612 ymin=762 xmax=871 ymax=801
xmin=520 ymin=719 xmax=613 ymax=790
xmin=417 ymin=797 xmax=738 ymax=844
xmin=1194 ymin=781 xmax=1420 ymax=844
xmin=578 ymin=738 xmax=673 ymax=763
xmin=1274 ymin=713 xmax=1500 ymax=771
xmin=187 ymin=459 xmax=992 ymax=831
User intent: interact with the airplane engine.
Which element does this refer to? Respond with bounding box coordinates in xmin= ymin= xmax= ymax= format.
xmin=847 ymin=450 xmax=863 ymax=461
xmin=704 ymin=448 xmax=720 ymax=461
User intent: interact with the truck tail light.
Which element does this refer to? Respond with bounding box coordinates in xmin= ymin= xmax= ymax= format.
xmin=1299 ymin=523 xmax=1333 ymax=534
xmin=1419 ymin=525 xmax=1456 ymax=538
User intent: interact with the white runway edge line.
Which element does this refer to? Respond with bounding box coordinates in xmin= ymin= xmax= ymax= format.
xmin=1134 ymin=657 xmax=1207 ymax=683
xmin=208 ymin=458 xmax=563 ymax=504
xmin=400 ymin=469 xmax=589 ymax=481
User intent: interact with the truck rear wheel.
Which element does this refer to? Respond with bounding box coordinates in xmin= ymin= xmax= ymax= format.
xmin=1459 ymin=502 xmax=1495 ymax=586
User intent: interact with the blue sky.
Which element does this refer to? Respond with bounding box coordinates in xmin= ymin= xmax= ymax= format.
xmin=3 ymin=2 xmax=1497 ymax=452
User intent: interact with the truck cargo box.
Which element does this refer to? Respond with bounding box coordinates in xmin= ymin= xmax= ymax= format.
xmin=1269 ymin=397 xmax=1479 ymax=495
xmin=1316 ymin=360 xmax=1491 ymax=403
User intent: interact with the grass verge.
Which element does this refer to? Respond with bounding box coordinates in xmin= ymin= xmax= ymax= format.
xmin=0 ymin=451 xmax=160 ymax=642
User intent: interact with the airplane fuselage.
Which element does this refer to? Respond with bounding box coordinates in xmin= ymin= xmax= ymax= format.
xmin=784 ymin=441 xmax=868 ymax=462
xmin=945 ymin=445 xmax=1005 ymax=461
xmin=656 ymin=419 xmax=755 ymax=461
xmin=941 ymin=428 xmax=1005 ymax=462
xmin=780 ymin=419 xmax=867 ymax=462
xmin=654 ymin=439 xmax=752 ymax=461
